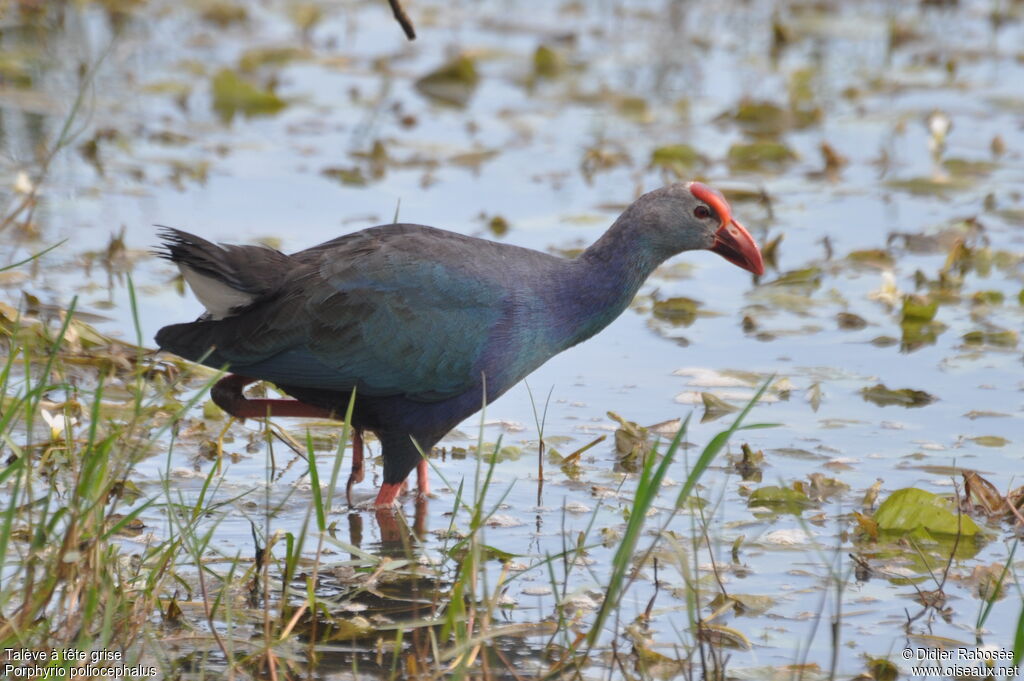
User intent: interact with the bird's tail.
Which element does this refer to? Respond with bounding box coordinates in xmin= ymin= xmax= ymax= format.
xmin=155 ymin=227 xmax=290 ymax=320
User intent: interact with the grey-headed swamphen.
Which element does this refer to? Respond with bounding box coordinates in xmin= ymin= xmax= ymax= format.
xmin=155 ymin=182 xmax=764 ymax=507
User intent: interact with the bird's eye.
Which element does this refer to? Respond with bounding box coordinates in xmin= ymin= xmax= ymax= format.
xmin=694 ymin=205 xmax=711 ymax=219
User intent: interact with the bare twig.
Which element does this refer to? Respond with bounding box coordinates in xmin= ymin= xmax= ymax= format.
xmin=387 ymin=0 xmax=416 ymax=40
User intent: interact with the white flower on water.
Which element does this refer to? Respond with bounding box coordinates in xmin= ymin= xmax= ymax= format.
xmin=868 ymin=271 xmax=900 ymax=309
xmin=14 ymin=171 xmax=35 ymax=195
xmin=40 ymin=408 xmax=77 ymax=440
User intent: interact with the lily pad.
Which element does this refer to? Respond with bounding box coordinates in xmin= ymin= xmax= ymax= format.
xmin=861 ymin=384 xmax=936 ymax=408
xmin=874 ymin=487 xmax=980 ymax=538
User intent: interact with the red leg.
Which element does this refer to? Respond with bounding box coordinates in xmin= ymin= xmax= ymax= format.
xmin=211 ymin=374 xmax=334 ymax=419
xmin=346 ymin=429 xmax=365 ymax=506
xmin=374 ymin=482 xmax=404 ymax=507
xmin=416 ymin=457 xmax=430 ymax=497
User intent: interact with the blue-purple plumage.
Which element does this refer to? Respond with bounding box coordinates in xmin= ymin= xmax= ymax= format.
xmin=155 ymin=183 xmax=765 ymax=496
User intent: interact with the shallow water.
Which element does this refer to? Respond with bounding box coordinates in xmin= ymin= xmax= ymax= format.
xmin=1 ymin=0 xmax=1022 ymax=678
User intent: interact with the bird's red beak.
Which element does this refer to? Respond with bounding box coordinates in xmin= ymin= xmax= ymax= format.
xmin=711 ymin=219 xmax=764 ymax=276
xmin=688 ymin=182 xmax=765 ymax=276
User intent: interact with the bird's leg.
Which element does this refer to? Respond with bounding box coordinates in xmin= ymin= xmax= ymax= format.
xmin=345 ymin=429 xmax=365 ymax=506
xmin=416 ymin=457 xmax=431 ymax=498
xmin=373 ymin=482 xmax=404 ymax=507
xmin=211 ymin=373 xmax=333 ymax=419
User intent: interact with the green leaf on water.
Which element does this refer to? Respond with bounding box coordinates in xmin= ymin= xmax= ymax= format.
xmin=727 ymin=141 xmax=797 ymax=170
xmin=211 ymin=68 xmax=286 ymax=122
xmin=748 ymin=485 xmax=814 ymax=515
xmin=846 ymin=248 xmax=894 ymax=269
xmin=723 ymin=99 xmax=790 ymax=136
xmin=701 ymin=392 xmax=739 ymax=423
xmin=652 ymin=296 xmax=702 ymax=326
xmin=861 ymin=384 xmax=937 ymax=408
xmin=650 ymin=144 xmax=705 ymax=175
xmin=970 ymin=290 xmax=1004 ymax=306
xmin=767 ymin=267 xmax=822 ymax=288
xmin=901 ymin=295 xmax=938 ymax=323
xmin=321 ymin=167 xmax=367 ymax=186
xmin=415 ymin=55 xmax=480 ymax=107
xmin=874 ymin=487 xmax=980 ymax=537
xmin=201 ymin=1 xmax=248 ymax=28
xmin=970 ymin=436 xmax=1009 ymax=448
xmin=962 ymin=329 xmax=1018 ymax=348
xmin=885 ymin=176 xmax=973 ymax=196
xmin=532 ymin=44 xmax=563 ymax=78
xmin=836 ymin=312 xmax=867 ymax=330
xmin=942 ymin=157 xmax=998 ymax=179
xmin=239 ymin=46 xmax=306 ymax=72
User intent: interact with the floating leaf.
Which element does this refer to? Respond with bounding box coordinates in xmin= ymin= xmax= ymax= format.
xmin=806 ymin=382 xmax=822 ymax=411
xmin=701 ymin=392 xmax=738 ymax=423
xmin=415 ymin=55 xmax=479 ymax=107
xmin=697 ymin=622 xmax=751 ymax=650
xmin=487 ymin=215 xmax=509 ymax=236
xmin=836 ymin=312 xmax=867 ymax=330
xmin=607 ymin=411 xmax=650 ymax=472
xmin=708 ymin=593 xmax=775 ymax=617
xmin=239 ymin=46 xmax=305 ymax=72
xmin=873 ymin=487 xmax=980 ymax=537
xmin=963 ymin=471 xmax=1006 ymax=516
xmin=532 ymin=44 xmax=563 ymax=78
xmin=861 ymin=384 xmax=936 ymax=408
xmin=652 ymin=296 xmax=702 ymax=326
xmin=748 ymin=485 xmax=814 ymax=514
xmin=321 ymin=167 xmax=367 ymax=186
xmin=962 ymin=329 xmax=1018 ymax=348
xmin=211 ymin=69 xmax=286 ymax=122
xmin=963 ymin=410 xmax=1009 ymax=420
xmin=617 ymin=96 xmax=649 ymax=122
xmin=727 ymin=141 xmax=797 ymax=170
xmin=769 ymin=267 xmax=822 ymax=288
xmin=796 ymin=473 xmax=849 ymax=502
xmin=650 ymin=144 xmax=705 ymax=175
xmin=761 ymin=233 xmax=783 ymax=270
xmin=970 ymin=290 xmax=1004 ymax=306
xmin=721 ymin=99 xmax=790 ymax=136
xmin=969 ymin=436 xmax=1009 ymax=448
xmin=201 ymin=2 xmax=247 ymax=27
xmin=846 ymin=248 xmax=894 ymax=269
xmin=901 ymin=295 xmax=938 ymax=323
xmin=866 ymin=656 xmax=900 ymax=681
xmin=942 ymin=157 xmax=997 ymax=179
xmin=885 ymin=176 xmax=972 ymax=196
